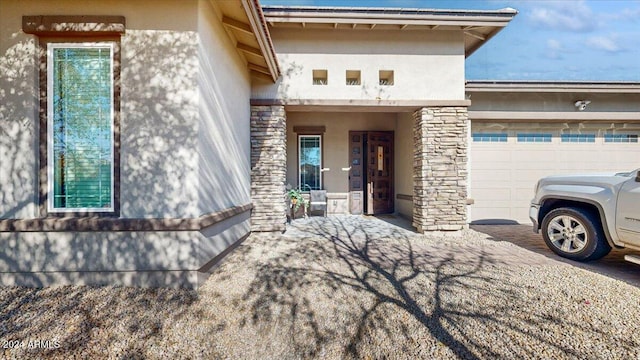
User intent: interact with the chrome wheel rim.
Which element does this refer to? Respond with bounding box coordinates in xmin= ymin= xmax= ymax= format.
xmin=547 ymin=215 xmax=588 ymax=254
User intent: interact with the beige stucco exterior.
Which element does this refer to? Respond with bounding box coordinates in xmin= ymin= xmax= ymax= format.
xmin=253 ymin=28 xmax=465 ymax=102
xmin=263 ymin=9 xmax=491 ymax=223
xmin=0 ymin=0 xmax=261 ymax=287
xmin=394 ymin=112 xmax=414 ymax=218
xmin=0 ymin=1 xmax=518 ymax=286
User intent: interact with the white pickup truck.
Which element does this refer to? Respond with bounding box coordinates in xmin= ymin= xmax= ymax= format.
xmin=530 ymin=169 xmax=640 ymax=264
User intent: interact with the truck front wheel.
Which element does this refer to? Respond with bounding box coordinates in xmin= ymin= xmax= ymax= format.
xmin=541 ymin=207 xmax=611 ymax=261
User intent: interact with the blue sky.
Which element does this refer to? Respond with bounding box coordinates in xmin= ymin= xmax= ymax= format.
xmin=261 ymin=0 xmax=640 ymax=81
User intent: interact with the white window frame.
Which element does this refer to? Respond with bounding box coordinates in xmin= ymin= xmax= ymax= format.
xmin=604 ymin=133 xmax=639 ymax=143
xmin=560 ymin=133 xmax=596 ymax=143
xmin=298 ymin=135 xmax=322 ymax=191
xmin=516 ymin=133 xmax=552 ymax=143
xmin=472 ymin=133 xmax=508 ymax=143
xmin=46 ymin=42 xmax=115 ymax=213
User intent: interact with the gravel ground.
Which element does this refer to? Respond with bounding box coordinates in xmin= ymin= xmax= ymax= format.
xmin=2 ymin=215 xmax=640 ymax=359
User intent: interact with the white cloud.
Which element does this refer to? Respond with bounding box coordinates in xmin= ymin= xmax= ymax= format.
xmin=603 ymin=7 xmax=640 ymax=22
xmin=547 ymin=39 xmax=562 ymax=51
xmin=528 ymin=1 xmax=596 ymax=32
xmin=586 ymin=35 xmax=622 ymax=52
xmin=545 ymin=38 xmax=563 ymax=59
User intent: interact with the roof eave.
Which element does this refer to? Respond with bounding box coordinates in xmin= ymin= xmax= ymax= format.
xmin=243 ymin=0 xmax=280 ymax=81
xmin=262 ymin=6 xmax=517 ymax=59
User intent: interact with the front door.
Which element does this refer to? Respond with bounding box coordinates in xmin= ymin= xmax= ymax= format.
xmin=349 ymin=131 xmax=394 ymax=215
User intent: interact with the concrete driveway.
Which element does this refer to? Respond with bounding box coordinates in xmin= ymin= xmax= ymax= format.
xmin=363 ymin=214 xmax=640 ymax=288
xmin=471 ymin=224 xmax=640 ymax=288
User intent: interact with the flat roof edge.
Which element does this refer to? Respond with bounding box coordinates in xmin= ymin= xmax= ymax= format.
xmin=262 ymin=5 xmax=518 ymax=17
xmin=466 ymin=80 xmax=640 ymax=93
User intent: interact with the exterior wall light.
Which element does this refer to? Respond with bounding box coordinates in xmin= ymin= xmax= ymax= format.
xmin=574 ymin=100 xmax=591 ymax=111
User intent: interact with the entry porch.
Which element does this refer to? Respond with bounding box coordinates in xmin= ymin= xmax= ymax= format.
xmin=250 ymin=103 xmax=470 ymax=233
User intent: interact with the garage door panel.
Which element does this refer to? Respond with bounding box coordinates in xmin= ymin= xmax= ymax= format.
xmin=470 ymin=182 xmax=513 ymax=190
xmin=472 ymin=169 xmax=511 ymax=181
xmin=471 ymin=148 xmax=511 ymax=158
xmin=513 ymin=170 xmax=555 ymax=181
xmin=472 ymin=161 xmax=514 ymax=170
xmin=471 ymin=188 xmax=511 ymax=201
xmin=470 ymin=126 xmax=640 ymax=224
xmin=510 ymin=207 xmax=530 ymax=221
xmin=512 ymin=150 xmax=557 ymax=162
xmin=514 ymin=188 xmax=535 ymax=201
xmin=470 ymin=207 xmax=512 ymax=221
xmin=470 ymin=150 xmax=512 ymax=169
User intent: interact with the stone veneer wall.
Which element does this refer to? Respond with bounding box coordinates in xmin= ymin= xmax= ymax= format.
xmin=413 ymin=107 xmax=469 ymax=232
xmin=250 ymin=105 xmax=287 ymax=232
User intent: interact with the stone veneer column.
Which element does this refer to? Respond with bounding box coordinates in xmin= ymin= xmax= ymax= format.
xmin=250 ymin=105 xmax=287 ymax=232
xmin=413 ymin=107 xmax=469 ymax=232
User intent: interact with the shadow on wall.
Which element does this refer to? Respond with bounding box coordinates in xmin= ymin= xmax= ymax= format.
xmin=120 ymin=28 xmax=251 ymax=217
xmin=198 ymin=37 xmax=250 ymax=212
xmin=0 ymin=36 xmax=38 ymax=219
xmin=1 ymin=30 xmax=195 ymax=219
xmin=120 ymin=29 xmax=202 ymax=218
xmin=0 ymin=230 xmax=203 ymax=287
xmin=0 ymin=28 xmax=251 ymax=286
xmin=252 ymin=53 xmax=392 ymax=103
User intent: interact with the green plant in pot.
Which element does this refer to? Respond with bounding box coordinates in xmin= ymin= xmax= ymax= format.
xmin=287 ymin=188 xmax=308 ymax=213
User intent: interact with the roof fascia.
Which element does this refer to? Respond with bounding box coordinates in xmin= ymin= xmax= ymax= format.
xmin=262 ymin=6 xmax=517 ymax=58
xmin=242 ymin=0 xmax=281 ymax=81
xmin=262 ymin=11 xmax=515 ymax=28
xmin=466 ymin=81 xmax=640 ymax=94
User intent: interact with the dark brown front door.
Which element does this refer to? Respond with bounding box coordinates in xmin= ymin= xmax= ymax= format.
xmin=366 ymin=132 xmax=393 ymax=214
xmin=349 ymin=131 xmax=394 ymax=215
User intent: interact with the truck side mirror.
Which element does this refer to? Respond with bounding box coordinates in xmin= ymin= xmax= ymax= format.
xmin=636 ymin=171 xmax=640 ymax=182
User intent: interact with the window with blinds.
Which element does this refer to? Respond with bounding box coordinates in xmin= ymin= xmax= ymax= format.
xmin=47 ymin=43 xmax=114 ymax=212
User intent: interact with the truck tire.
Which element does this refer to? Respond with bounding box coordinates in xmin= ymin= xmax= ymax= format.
xmin=541 ymin=207 xmax=611 ymax=261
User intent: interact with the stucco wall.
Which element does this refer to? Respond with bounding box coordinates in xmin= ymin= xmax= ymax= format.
xmin=0 ymin=0 xmax=249 ymax=219
xmin=394 ymin=112 xmax=414 ymax=218
xmin=469 ymin=91 xmax=640 ymax=113
xmin=197 ymin=0 xmax=252 ymax=214
xmin=253 ymin=28 xmax=465 ymax=102
xmin=0 ymin=210 xmax=251 ymax=287
xmin=0 ymin=1 xmax=40 ymax=219
xmin=0 ymin=0 xmax=254 ymax=287
xmin=119 ymin=3 xmax=200 ymax=218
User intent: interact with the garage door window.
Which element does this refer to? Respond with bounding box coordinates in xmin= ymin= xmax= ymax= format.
xmin=517 ymin=133 xmax=551 ymax=143
xmin=604 ymin=134 xmax=638 ymax=143
xmin=561 ymin=134 xmax=595 ymax=143
xmin=472 ymin=133 xmax=507 ymax=142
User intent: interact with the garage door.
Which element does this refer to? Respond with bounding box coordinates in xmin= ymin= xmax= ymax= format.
xmin=469 ymin=122 xmax=640 ymax=224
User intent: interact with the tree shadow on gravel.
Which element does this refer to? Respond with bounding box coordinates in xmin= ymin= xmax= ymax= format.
xmin=0 ymin=286 xmax=199 ymax=359
xmin=238 ymin=216 xmax=640 ymax=359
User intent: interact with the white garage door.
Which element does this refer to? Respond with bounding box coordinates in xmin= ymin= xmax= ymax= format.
xmin=469 ymin=122 xmax=640 ymax=224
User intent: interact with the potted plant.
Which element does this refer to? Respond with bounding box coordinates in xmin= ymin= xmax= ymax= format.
xmin=287 ymin=188 xmax=308 ymax=219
